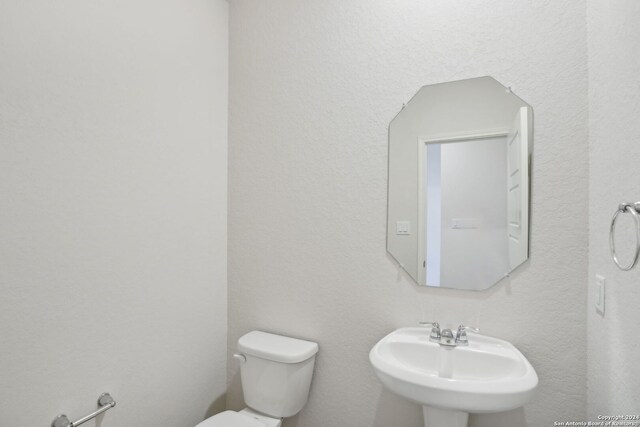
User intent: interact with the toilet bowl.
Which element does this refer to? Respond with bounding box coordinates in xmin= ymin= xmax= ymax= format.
xmin=195 ymin=331 xmax=319 ymax=427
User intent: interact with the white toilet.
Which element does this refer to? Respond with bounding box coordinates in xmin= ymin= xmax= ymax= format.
xmin=196 ymin=330 xmax=319 ymax=427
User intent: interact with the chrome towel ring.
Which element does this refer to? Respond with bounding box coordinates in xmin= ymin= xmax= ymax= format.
xmin=609 ymin=201 xmax=640 ymax=271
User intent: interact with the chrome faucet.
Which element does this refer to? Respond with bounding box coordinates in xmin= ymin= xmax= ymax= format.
xmin=455 ymin=325 xmax=480 ymax=346
xmin=419 ymin=321 xmax=441 ymax=342
xmin=440 ymin=327 xmax=456 ymax=346
xmin=419 ymin=322 xmax=479 ymax=347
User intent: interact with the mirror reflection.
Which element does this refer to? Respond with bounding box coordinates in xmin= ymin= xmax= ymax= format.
xmin=387 ymin=77 xmax=532 ymax=290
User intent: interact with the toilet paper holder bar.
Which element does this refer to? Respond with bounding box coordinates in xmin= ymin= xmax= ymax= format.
xmin=51 ymin=393 xmax=116 ymax=427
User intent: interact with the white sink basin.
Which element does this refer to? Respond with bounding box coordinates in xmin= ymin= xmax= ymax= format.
xmin=369 ymin=328 xmax=537 ymax=426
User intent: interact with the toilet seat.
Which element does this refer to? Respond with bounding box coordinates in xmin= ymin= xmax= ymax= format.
xmin=195 ymin=411 xmax=265 ymax=427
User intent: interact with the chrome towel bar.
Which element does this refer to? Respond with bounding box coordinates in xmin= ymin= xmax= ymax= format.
xmin=52 ymin=393 xmax=116 ymax=427
xmin=610 ymin=201 xmax=640 ymax=271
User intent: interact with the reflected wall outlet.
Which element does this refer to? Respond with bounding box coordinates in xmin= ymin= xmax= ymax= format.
xmin=396 ymin=221 xmax=410 ymax=235
xmin=595 ymin=274 xmax=605 ymax=316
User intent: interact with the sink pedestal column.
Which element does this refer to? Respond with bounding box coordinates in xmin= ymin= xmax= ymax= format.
xmin=422 ymin=406 xmax=469 ymax=427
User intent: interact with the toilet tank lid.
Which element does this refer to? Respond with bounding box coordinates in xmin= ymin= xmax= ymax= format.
xmin=238 ymin=331 xmax=319 ymax=364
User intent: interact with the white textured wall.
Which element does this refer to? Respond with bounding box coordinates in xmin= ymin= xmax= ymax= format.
xmin=228 ymin=1 xmax=588 ymax=426
xmin=0 ymin=1 xmax=228 ymax=426
xmin=587 ymin=0 xmax=640 ymax=417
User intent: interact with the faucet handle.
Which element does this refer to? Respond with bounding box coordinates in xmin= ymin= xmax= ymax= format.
xmin=455 ymin=325 xmax=479 ymax=345
xmin=419 ymin=321 xmax=438 ymax=327
xmin=419 ymin=321 xmax=441 ymax=341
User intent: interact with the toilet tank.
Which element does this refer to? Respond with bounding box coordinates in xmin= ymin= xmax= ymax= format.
xmin=237 ymin=331 xmax=319 ymax=418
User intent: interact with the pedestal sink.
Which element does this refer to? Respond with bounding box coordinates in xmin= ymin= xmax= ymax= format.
xmin=369 ymin=327 xmax=538 ymax=427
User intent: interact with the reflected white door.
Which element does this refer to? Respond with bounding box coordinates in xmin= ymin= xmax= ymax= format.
xmin=507 ymin=107 xmax=530 ymax=268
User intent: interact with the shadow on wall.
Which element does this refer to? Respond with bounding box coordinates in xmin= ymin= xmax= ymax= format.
xmin=282 ymin=413 xmax=301 ymax=427
xmin=371 ymin=388 xmax=526 ymax=427
xmin=469 ymin=408 xmax=526 ymax=427
xmin=203 ymin=393 xmax=227 ymax=422
xmin=372 ymin=389 xmax=424 ymax=426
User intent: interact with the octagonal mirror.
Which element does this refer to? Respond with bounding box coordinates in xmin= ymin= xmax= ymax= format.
xmin=387 ymin=76 xmax=533 ymax=290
